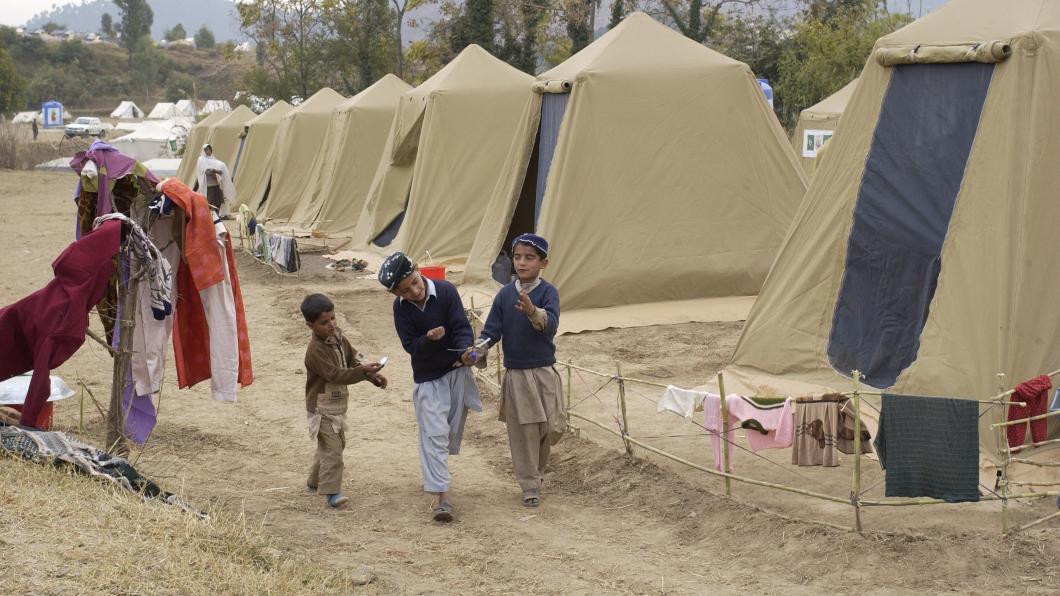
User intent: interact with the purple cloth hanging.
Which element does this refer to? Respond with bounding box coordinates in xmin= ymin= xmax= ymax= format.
xmin=69 ymin=140 xmax=159 ymax=239
xmin=112 ymin=252 xmax=157 ymax=445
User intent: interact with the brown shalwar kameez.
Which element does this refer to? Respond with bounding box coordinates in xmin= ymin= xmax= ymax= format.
xmin=304 ymin=329 xmax=368 ymax=495
xmin=500 ymin=366 xmax=566 ymax=493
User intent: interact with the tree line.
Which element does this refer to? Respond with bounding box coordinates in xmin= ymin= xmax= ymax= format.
xmin=238 ymin=0 xmax=913 ymax=128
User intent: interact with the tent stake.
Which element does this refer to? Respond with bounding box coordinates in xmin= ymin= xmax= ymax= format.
xmin=717 ymin=372 xmax=732 ymax=496
xmin=851 ymin=370 xmax=864 ymax=533
xmin=565 ymin=363 xmax=573 ymax=431
xmin=996 ymin=373 xmax=1009 ymax=536
xmin=617 ymin=363 xmax=632 ymax=455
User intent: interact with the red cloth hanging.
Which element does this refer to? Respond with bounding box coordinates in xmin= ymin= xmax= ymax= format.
xmin=162 ymin=178 xmax=253 ymax=391
xmin=1007 ymin=375 xmax=1051 ymax=448
xmin=0 ymin=221 xmax=122 ymax=427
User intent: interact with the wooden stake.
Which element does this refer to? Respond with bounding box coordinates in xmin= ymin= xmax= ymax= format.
xmin=79 ymin=381 xmax=85 ymax=432
xmin=997 ymin=372 xmax=1009 ymax=536
xmin=617 ymin=363 xmax=632 ymax=455
xmin=105 ymin=251 xmax=139 ymax=456
xmin=565 ymin=363 xmax=572 ymax=414
xmin=851 ymin=370 xmax=864 ymax=533
xmin=717 ymin=372 xmax=732 ymax=496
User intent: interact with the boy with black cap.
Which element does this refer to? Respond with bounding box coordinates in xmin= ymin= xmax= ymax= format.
xmin=467 ymin=233 xmax=564 ymax=508
xmin=379 ymin=252 xmax=482 ymax=522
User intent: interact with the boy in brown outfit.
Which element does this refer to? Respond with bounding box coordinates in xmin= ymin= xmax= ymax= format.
xmin=302 ymin=293 xmax=387 ymax=507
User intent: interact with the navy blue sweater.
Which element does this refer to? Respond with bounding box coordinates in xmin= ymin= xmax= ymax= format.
xmin=392 ymin=279 xmax=474 ymax=383
xmin=481 ymin=280 xmax=559 ymax=369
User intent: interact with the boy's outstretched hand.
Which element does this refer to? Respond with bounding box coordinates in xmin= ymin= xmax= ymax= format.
xmin=460 ymin=348 xmax=480 ymax=367
xmin=426 ymin=326 xmax=446 ymax=341
xmin=515 ymin=290 xmax=537 ymax=316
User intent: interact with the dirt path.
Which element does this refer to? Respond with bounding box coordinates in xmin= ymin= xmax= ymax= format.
xmin=2 ymin=170 xmax=1057 ymax=594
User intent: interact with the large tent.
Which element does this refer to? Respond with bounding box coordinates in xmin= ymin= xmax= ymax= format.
xmin=283 ymin=75 xmax=411 ymax=235
xmin=718 ymin=0 xmax=1060 ymax=463
xmin=256 ymin=88 xmax=346 ymax=220
xmin=175 ymin=111 xmax=228 ymax=185
xmin=232 ymin=101 xmax=294 ymax=209
xmin=206 ymin=105 xmax=257 ymax=173
xmin=110 ymin=101 xmax=144 ymax=119
xmin=353 ymin=45 xmax=534 ymax=263
xmin=463 ymin=12 xmax=807 ymax=331
xmin=110 ymin=122 xmax=180 ymax=161
xmin=791 ymin=78 xmax=858 ymax=175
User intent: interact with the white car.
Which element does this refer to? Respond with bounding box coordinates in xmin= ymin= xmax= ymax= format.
xmin=65 ymin=117 xmax=105 ymax=138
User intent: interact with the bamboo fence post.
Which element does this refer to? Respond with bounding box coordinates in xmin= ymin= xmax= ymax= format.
xmin=617 ymin=362 xmax=633 ymax=455
xmin=79 ymin=381 xmax=85 ymax=432
xmin=996 ymin=372 xmax=1010 ymax=535
xmin=565 ymin=363 xmax=572 ymax=413
xmin=717 ymin=372 xmax=732 ymax=496
xmin=105 ymin=251 xmax=138 ymax=456
xmin=851 ymin=370 xmax=864 ymax=533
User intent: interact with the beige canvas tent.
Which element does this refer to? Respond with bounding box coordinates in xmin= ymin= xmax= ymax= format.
xmin=283 ymin=75 xmax=411 ymax=235
xmin=257 ymin=88 xmax=346 ymax=220
xmin=232 ymin=101 xmax=294 ymax=210
xmin=791 ymin=78 xmax=858 ymax=175
xmin=463 ymin=12 xmax=807 ymax=331
xmin=718 ymin=0 xmax=1060 ymax=464
xmin=206 ymin=105 xmax=256 ymax=173
xmin=175 ymin=110 xmax=228 ymax=185
xmin=353 ymin=45 xmax=534 ymax=263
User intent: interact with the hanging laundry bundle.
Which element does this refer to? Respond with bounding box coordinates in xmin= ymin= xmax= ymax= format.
xmin=1007 ymin=375 xmax=1052 ymax=450
xmin=703 ymin=393 xmax=793 ymax=472
xmin=792 ymin=395 xmax=842 ymax=467
xmin=0 ymin=221 xmax=121 ymax=428
xmin=874 ymin=394 xmax=980 ymax=503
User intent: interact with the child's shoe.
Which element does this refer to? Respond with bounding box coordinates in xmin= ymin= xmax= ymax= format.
xmin=327 ymin=493 xmax=349 ymax=508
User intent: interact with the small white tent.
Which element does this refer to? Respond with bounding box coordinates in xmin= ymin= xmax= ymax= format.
xmin=175 ymin=99 xmax=197 ymax=117
xmin=201 ymin=100 xmax=231 ymax=114
xmin=110 ymin=101 xmax=144 ymax=119
xmin=147 ymin=102 xmax=180 ymax=119
xmin=12 ymin=111 xmax=39 ymax=124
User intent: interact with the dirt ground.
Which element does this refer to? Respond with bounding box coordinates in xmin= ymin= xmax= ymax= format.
xmin=1 ymin=170 xmax=1058 ymax=594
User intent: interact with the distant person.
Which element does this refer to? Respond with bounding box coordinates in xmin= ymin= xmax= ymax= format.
xmin=196 ymin=143 xmax=235 ymax=215
xmin=379 ymin=252 xmax=482 ymax=523
xmin=467 ymin=234 xmax=564 ymax=508
xmin=31 ymin=117 xmax=38 ymax=140
xmin=300 ymin=293 xmax=387 ymax=508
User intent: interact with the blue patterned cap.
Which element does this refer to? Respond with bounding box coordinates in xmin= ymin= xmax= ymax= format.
xmin=378 ymin=252 xmax=414 ymax=290
xmin=512 ymin=233 xmax=548 ymax=256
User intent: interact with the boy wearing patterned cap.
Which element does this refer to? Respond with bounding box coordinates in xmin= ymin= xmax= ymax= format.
xmin=467 ymin=233 xmax=564 ymax=508
xmin=379 ymin=252 xmax=482 ymax=522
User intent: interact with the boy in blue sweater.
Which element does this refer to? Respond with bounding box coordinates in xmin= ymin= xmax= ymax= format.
xmin=379 ymin=252 xmax=482 ymax=522
xmin=468 ymin=233 xmax=564 ymax=507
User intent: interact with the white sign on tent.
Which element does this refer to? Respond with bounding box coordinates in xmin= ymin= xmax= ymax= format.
xmin=802 ymin=129 xmax=834 ymax=158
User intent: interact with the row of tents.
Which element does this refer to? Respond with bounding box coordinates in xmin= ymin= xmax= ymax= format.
xmin=110 ymin=99 xmax=232 ymax=120
xmin=175 ymin=2 xmax=1060 ymax=463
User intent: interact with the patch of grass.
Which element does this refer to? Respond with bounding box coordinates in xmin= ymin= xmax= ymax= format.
xmin=0 ymin=456 xmax=365 ymax=594
xmin=0 ymin=122 xmax=75 ymax=170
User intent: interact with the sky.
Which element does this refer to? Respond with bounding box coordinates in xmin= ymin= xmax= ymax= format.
xmin=0 ymin=0 xmax=952 ymax=29
xmin=0 ymin=0 xmax=82 ymax=27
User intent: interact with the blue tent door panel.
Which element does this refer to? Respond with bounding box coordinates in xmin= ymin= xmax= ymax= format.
xmin=827 ymin=62 xmax=994 ymax=388
xmin=535 ymin=93 xmax=570 ymax=226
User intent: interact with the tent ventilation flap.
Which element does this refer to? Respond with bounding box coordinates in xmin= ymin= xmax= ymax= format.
xmin=533 ymin=80 xmax=573 ymax=94
xmin=875 ymin=41 xmax=1011 ymax=66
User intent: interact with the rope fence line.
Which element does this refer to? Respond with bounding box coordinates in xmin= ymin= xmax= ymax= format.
xmin=473 ymin=359 xmax=1060 ymax=536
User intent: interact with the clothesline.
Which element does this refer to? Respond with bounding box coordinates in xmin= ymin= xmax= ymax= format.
xmin=991 ymin=409 xmax=1060 ymax=428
